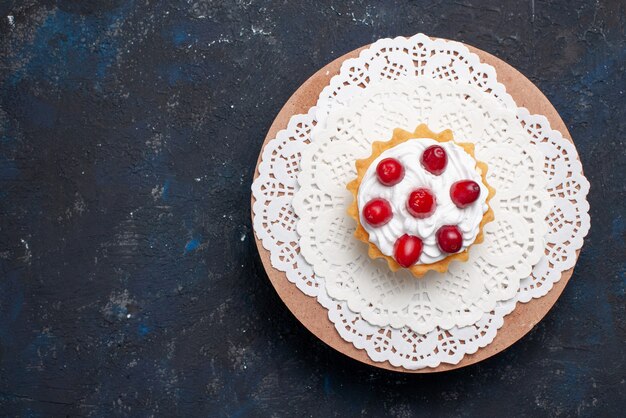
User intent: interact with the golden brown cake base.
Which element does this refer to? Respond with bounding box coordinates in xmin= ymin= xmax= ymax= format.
xmin=347 ymin=124 xmax=495 ymax=278
xmin=253 ymin=39 xmax=580 ymax=373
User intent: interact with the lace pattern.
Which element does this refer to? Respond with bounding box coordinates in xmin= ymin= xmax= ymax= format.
xmin=294 ymin=78 xmax=551 ymax=333
xmin=251 ymin=35 xmax=590 ymax=369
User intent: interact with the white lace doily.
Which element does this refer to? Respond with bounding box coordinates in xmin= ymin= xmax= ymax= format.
xmin=251 ymin=35 xmax=590 ymax=369
xmin=293 ymin=78 xmax=551 ymax=333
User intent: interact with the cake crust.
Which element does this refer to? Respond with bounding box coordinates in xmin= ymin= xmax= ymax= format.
xmin=347 ymin=124 xmax=495 ymax=278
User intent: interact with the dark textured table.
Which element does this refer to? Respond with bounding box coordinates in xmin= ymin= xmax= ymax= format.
xmin=0 ymin=1 xmax=624 ymax=416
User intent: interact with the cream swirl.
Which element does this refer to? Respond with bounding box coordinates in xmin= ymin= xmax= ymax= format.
xmin=357 ymin=138 xmax=488 ymax=264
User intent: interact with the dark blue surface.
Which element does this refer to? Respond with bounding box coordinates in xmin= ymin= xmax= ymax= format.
xmin=0 ymin=1 xmax=624 ymax=416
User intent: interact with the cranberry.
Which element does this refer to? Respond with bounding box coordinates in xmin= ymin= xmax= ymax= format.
xmin=406 ymin=188 xmax=436 ymax=218
xmin=394 ymin=234 xmax=423 ymax=268
xmin=362 ymin=198 xmax=393 ymax=227
xmin=450 ymin=180 xmax=481 ymax=208
xmin=436 ymin=225 xmax=463 ymax=253
xmin=421 ymin=145 xmax=448 ymax=175
xmin=376 ymin=158 xmax=405 ymax=186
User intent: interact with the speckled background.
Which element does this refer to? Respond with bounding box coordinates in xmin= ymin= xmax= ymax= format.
xmin=0 ymin=0 xmax=624 ymax=416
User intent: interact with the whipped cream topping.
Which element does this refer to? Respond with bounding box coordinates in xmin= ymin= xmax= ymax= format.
xmin=357 ymin=138 xmax=488 ymax=265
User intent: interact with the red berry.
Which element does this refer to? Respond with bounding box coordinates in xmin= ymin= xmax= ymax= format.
xmin=362 ymin=198 xmax=393 ymax=227
xmin=406 ymin=188 xmax=436 ymax=218
xmin=421 ymin=145 xmax=448 ymax=175
xmin=436 ymin=225 xmax=463 ymax=253
xmin=376 ymin=158 xmax=405 ymax=186
xmin=450 ymin=180 xmax=481 ymax=208
xmin=394 ymin=234 xmax=423 ymax=267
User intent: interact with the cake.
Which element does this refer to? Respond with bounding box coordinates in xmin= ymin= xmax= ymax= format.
xmin=347 ymin=124 xmax=495 ymax=277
